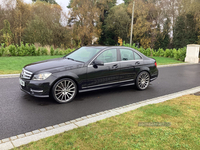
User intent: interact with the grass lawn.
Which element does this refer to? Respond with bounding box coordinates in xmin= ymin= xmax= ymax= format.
xmin=0 ymin=56 xmax=183 ymax=74
xmin=14 ymin=94 xmax=200 ymax=150
xmin=152 ymin=56 xmax=184 ymax=65
xmin=0 ymin=56 xmax=63 ymax=74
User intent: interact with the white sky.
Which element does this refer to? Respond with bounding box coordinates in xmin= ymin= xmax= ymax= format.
xmin=22 ymin=0 xmax=124 ymax=15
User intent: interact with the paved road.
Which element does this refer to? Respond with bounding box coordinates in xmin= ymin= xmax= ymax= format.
xmin=0 ymin=64 xmax=200 ymax=140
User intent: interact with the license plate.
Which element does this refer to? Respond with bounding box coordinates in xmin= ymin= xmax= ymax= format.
xmin=19 ymin=78 xmax=25 ymax=87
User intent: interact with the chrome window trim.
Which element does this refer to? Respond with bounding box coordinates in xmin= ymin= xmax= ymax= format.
xmin=88 ymin=47 xmax=144 ymax=68
xmin=121 ymin=47 xmax=143 ymax=59
xmin=88 ymin=61 xmax=120 ymax=67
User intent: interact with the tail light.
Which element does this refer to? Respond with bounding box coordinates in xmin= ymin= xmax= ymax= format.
xmin=155 ymin=62 xmax=157 ymax=67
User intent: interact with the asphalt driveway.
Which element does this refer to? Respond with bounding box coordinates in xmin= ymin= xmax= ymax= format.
xmin=0 ymin=64 xmax=200 ymax=140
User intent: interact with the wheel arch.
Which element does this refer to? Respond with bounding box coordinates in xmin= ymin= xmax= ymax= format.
xmin=49 ymin=76 xmax=79 ymax=96
xmin=136 ymin=67 xmax=151 ymax=78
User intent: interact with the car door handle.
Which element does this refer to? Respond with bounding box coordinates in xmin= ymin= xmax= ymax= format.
xmin=112 ymin=64 xmax=118 ymax=69
xmin=135 ymin=61 xmax=140 ymax=65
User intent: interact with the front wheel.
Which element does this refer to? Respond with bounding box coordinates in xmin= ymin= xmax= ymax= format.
xmin=52 ymin=78 xmax=77 ymax=103
xmin=135 ymin=71 xmax=150 ymax=90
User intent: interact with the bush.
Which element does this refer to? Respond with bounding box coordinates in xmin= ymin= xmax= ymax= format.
xmin=157 ymin=48 xmax=165 ymax=57
xmin=172 ymin=48 xmax=177 ymax=58
xmin=146 ymin=48 xmax=151 ymax=56
xmin=50 ymin=46 xmax=54 ymax=56
xmin=164 ymin=49 xmax=171 ymax=57
xmin=0 ymin=43 xmax=5 ymax=56
xmin=29 ymin=44 xmax=36 ymax=56
xmin=41 ymin=48 xmax=48 ymax=55
xmin=54 ymin=49 xmax=59 ymax=55
xmin=174 ymin=49 xmax=181 ymax=60
xmin=179 ymin=47 xmax=186 ymax=61
xmin=59 ymin=50 xmax=63 ymax=55
xmin=8 ymin=44 xmax=16 ymax=56
xmin=36 ymin=48 xmax=41 ymax=56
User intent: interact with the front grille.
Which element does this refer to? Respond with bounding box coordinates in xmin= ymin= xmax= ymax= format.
xmin=21 ymin=68 xmax=33 ymax=80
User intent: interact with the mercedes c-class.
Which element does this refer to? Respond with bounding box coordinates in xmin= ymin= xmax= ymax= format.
xmin=19 ymin=46 xmax=158 ymax=103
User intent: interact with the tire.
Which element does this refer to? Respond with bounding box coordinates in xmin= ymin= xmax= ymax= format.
xmin=52 ymin=78 xmax=77 ymax=104
xmin=135 ymin=71 xmax=150 ymax=90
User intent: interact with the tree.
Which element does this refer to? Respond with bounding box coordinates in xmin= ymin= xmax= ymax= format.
xmin=154 ymin=24 xmax=162 ymax=50
xmin=185 ymin=13 xmax=198 ymax=45
xmin=98 ymin=0 xmax=116 ymax=45
xmin=128 ymin=0 xmax=157 ymax=49
xmin=23 ymin=1 xmax=68 ymax=47
xmin=0 ymin=20 xmax=13 ymax=46
xmin=23 ymin=16 xmax=53 ymax=46
xmin=12 ymin=0 xmax=31 ymax=45
xmin=68 ymin=0 xmax=102 ymax=46
xmin=105 ymin=4 xmax=131 ymax=43
xmin=32 ymin=0 xmax=57 ymax=4
xmin=123 ymin=0 xmax=131 ymax=5
xmin=161 ymin=17 xmax=170 ymax=50
xmin=173 ymin=15 xmax=186 ymax=49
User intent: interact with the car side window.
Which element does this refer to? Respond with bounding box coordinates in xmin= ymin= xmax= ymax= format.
xmin=120 ymin=49 xmax=134 ymax=61
xmin=96 ymin=49 xmax=117 ymax=63
xmin=134 ymin=52 xmax=142 ymax=60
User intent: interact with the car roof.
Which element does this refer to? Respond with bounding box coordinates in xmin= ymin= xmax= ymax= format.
xmin=83 ymin=46 xmax=133 ymax=49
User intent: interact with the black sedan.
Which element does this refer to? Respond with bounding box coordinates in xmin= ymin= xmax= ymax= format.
xmin=19 ymin=46 xmax=158 ymax=103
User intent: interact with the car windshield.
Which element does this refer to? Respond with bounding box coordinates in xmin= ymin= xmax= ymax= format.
xmin=66 ymin=47 xmax=102 ymax=62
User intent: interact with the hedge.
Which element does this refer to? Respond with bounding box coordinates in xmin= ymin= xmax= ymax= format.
xmin=123 ymin=42 xmax=186 ymax=61
xmin=0 ymin=43 xmax=75 ymax=57
xmin=0 ymin=42 xmax=186 ymax=61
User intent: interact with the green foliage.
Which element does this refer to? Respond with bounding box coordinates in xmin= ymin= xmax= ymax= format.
xmin=123 ymin=42 xmax=186 ymax=61
xmin=54 ymin=49 xmax=59 ymax=55
xmin=171 ymin=48 xmax=177 ymax=58
xmin=1 ymin=42 xmax=187 ymax=62
xmin=164 ymin=49 xmax=171 ymax=57
xmin=41 ymin=48 xmax=48 ymax=55
xmin=145 ymin=48 xmax=151 ymax=56
xmin=32 ymin=0 xmax=58 ymax=4
xmin=37 ymin=48 xmax=41 ymax=56
xmin=173 ymin=16 xmax=186 ymax=49
xmin=29 ymin=44 xmax=37 ymax=56
xmin=0 ymin=20 xmax=13 ymax=46
xmin=59 ymin=50 xmax=63 ymax=55
xmin=0 ymin=43 xmax=5 ymax=56
xmin=8 ymin=44 xmax=17 ymax=56
xmin=50 ymin=46 xmax=54 ymax=56
xmin=156 ymin=48 xmax=165 ymax=57
xmin=161 ymin=18 xmax=170 ymax=50
xmin=179 ymin=47 xmax=186 ymax=61
xmin=185 ymin=13 xmax=198 ymax=45
xmin=105 ymin=4 xmax=130 ymax=42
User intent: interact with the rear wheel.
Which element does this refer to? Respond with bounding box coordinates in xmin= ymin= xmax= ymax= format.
xmin=52 ymin=78 xmax=77 ymax=103
xmin=136 ymin=71 xmax=150 ymax=90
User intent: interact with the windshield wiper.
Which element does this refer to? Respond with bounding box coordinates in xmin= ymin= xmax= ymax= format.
xmin=66 ymin=57 xmax=74 ymax=61
xmin=66 ymin=57 xmax=84 ymax=63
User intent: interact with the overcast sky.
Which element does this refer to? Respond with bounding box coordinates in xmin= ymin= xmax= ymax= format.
xmin=23 ymin=0 xmax=124 ymax=14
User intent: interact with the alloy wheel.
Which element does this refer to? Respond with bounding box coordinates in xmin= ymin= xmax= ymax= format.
xmin=53 ymin=78 xmax=77 ymax=103
xmin=136 ymin=71 xmax=150 ymax=90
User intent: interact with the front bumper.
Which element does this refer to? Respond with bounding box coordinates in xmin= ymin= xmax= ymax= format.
xmin=19 ymin=75 xmax=56 ymax=98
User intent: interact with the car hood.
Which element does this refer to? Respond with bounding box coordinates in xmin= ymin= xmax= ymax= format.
xmin=24 ymin=57 xmax=84 ymax=73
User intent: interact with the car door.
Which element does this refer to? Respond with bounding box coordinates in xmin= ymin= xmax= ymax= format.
xmin=119 ymin=48 xmax=143 ymax=82
xmin=86 ymin=49 xmax=121 ymax=88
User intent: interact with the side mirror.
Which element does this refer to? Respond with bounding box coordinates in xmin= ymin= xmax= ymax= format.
xmin=93 ymin=60 xmax=104 ymax=67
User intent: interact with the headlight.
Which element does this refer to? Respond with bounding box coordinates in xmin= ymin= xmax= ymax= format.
xmin=33 ymin=72 xmax=52 ymax=80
